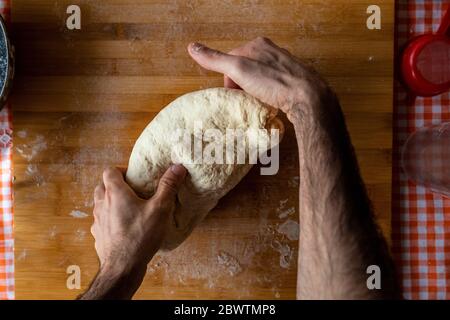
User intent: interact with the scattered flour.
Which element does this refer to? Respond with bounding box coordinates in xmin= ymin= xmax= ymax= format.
xmin=57 ymin=256 xmax=70 ymax=267
xmin=69 ymin=210 xmax=89 ymax=219
xmin=84 ymin=198 xmax=94 ymax=208
xmin=15 ymin=135 xmax=47 ymax=161
xmin=16 ymin=130 xmax=27 ymax=138
xmin=277 ymin=219 xmax=299 ymax=241
xmin=48 ymin=226 xmax=57 ymax=239
xmin=276 ymin=198 xmax=296 ymax=219
xmin=287 ymin=176 xmax=299 ymax=188
xmin=271 ymin=240 xmax=293 ymax=269
xmin=24 ymin=163 xmax=46 ymax=188
xmin=25 ymin=164 xmax=38 ymax=176
xmin=74 ymin=228 xmax=87 ymax=241
xmin=278 ymin=207 xmax=295 ymax=219
xmin=217 ymin=251 xmax=242 ymax=276
xmin=17 ymin=249 xmax=28 ymax=261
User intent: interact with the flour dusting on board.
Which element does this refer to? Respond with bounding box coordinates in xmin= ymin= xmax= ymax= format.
xmin=277 ymin=219 xmax=299 ymax=241
xmin=48 ymin=226 xmax=58 ymax=239
xmin=271 ymin=240 xmax=293 ymax=269
xmin=15 ymin=135 xmax=47 ymax=161
xmin=25 ymin=164 xmax=38 ymax=175
xmin=74 ymin=228 xmax=87 ymax=242
xmin=46 ymin=111 xmax=129 ymax=246
xmin=278 ymin=207 xmax=295 ymax=219
xmin=73 ymin=112 xmax=127 ymax=181
xmin=17 ymin=249 xmax=28 ymax=261
xmin=25 ymin=164 xmax=45 ymax=187
xmin=287 ymin=176 xmax=299 ymax=188
xmin=145 ymin=209 xmax=298 ymax=297
xmin=273 ymin=198 xmax=299 ymax=268
xmin=16 ymin=130 xmax=27 ymax=138
xmin=276 ymin=199 xmax=295 ymax=219
xmin=217 ymin=251 xmax=242 ymax=276
xmin=69 ymin=210 xmax=89 ymax=219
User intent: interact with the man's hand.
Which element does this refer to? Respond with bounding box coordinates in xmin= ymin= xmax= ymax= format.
xmin=189 ymin=38 xmax=399 ymax=299
xmin=188 ymin=37 xmax=332 ymax=123
xmin=80 ymin=37 xmax=399 ymax=300
xmin=79 ymin=164 xmax=187 ymax=299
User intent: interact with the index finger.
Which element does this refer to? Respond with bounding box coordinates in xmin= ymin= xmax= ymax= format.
xmin=188 ymin=42 xmax=255 ymax=88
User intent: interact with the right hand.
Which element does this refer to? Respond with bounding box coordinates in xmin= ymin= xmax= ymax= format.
xmin=187 ymin=37 xmax=332 ymax=122
xmin=91 ymin=165 xmax=187 ymax=274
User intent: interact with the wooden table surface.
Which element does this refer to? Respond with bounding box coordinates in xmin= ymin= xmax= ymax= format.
xmin=12 ymin=0 xmax=394 ymax=299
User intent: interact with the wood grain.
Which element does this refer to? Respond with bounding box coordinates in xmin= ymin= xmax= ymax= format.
xmin=12 ymin=0 xmax=394 ymax=299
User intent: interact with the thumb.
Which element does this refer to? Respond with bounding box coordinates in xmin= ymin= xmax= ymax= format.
xmin=154 ymin=164 xmax=187 ymax=202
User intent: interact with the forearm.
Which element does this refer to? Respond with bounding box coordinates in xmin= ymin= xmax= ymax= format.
xmin=78 ymin=261 xmax=147 ymax=300
xmin=292 ymin=87 xmax=399 ymax=299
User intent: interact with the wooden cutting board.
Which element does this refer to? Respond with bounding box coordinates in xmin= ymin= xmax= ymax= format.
xmin=12 ymin=0 xmax=394 ymax=299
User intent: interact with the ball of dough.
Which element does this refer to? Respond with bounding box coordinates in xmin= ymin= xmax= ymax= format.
xmin=126 ymin=88 xmax=283 ymax=250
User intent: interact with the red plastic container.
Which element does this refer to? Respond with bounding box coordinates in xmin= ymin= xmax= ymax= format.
xmin=401 ymin=7 xmax=450 ymax=97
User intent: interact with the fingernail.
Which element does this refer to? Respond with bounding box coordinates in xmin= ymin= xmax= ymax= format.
xmin=171 ymin=164 xmax=187 ymax=177
xmin=190 ymin=42 xmax=204 ymax=53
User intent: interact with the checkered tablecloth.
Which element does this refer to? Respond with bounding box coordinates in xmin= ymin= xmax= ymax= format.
xmin=0 ymin=0 xmax=448 ymax=300
xmin=0 ymin=0 xmax=12 ymax=300
xmin=392 ymin=0 xmax=450 ymax=299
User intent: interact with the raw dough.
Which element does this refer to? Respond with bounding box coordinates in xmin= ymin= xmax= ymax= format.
xmin=126 ymin=88 xmax=283 ymax=250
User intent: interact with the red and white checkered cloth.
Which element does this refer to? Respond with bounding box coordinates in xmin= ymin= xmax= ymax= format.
xmin=392 ymin=0 xmax=450 ymax=299
xmin=0 ymin=0 xmax=12 ymax=300
xmin=0 ymin=0 xmax=448 ymax=300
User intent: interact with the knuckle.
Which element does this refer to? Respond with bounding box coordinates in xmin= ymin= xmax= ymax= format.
xmin=103 ymin=167 xmax=118 ymax=185
xmin=103 ymin=167 xmax=117 ymax=179
xmin=94 ymin=184 xmax=104 ymax=196
xmin=233 ymin=58 xmax=247 ymax=71
xmin=105 ymin=180 xmax=121 ymax=191
xmin=255 ymin=36 xmax=271 ymax=45
xmin=254 ymin=36 xmax=264 ymax=43
xmin=93 ymin=204 xmax=103 ymax=219
xmin=151 ymin=198 xmax=173 ymax=213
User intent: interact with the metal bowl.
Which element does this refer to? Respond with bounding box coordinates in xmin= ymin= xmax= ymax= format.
xmin=0 ymin=14 xmax=14 ymax=110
